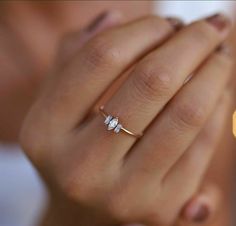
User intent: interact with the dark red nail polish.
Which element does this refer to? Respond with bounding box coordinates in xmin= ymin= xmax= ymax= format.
xmin=167 ymin=17 xmax=184 ymax=31
xmin=206 ymin=13 xmax=230 ymax=32
xmin=216 ymin=44 xmax=232 ymax=56
xmin=192 ymin=204 xmax=209 ymax=223
xmin=86 ymin=12 xmax=109 ymax=32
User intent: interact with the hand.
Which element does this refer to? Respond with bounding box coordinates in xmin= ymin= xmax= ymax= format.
xmin=20 ymin=12 xmax=232 ymax=226
xmin=176 ymin=87 xmax=231 ymax=226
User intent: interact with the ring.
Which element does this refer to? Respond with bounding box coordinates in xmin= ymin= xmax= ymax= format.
xmin=99 ymin=106 xmax=143 ymax=138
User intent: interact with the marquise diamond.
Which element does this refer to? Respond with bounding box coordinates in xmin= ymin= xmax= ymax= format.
xmin=108 ymin=118 xmax=118 ymax=130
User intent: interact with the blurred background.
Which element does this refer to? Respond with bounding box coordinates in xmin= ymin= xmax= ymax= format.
xmin=0 ymin=1 xmax=235 ymax=226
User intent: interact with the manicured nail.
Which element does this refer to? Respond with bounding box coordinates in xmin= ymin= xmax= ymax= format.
xmin=86 ymin=12 xmax=109 ymax=32
xmin=206 ymin=13 xmax=230 ymax=32
xmin=85 ymin=11 xmax=122 ymax=35
xmin=167 ymin=17 xmax=184 ymax=30
xmin=188 ymin=203 xmax=210 ymax=223
xmin=216 ymin=44 xmax=232 ymax=56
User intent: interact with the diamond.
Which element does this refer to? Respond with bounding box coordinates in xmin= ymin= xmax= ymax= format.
xmin=114 ymin=124 xmax=122 ymax=133
xmin=108 ymin=118 xmax=118 ymax=130
xmin=104 ymin=115 xmax=112 ymax=125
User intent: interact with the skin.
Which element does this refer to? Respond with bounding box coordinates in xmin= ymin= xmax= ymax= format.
xmin=0 ymin=1 xmax=151 ymax=141
xmin=0 ymin=1 xmax=235 ymax=226
xmin=20 ymin=11 xmax=232 ymax=226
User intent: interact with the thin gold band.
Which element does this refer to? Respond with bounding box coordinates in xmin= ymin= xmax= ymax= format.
xmin=99 ymin=106 xmax=143 ymax=139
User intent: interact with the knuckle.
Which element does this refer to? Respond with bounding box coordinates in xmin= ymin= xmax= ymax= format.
xmin=85 ymin=37 xmax=121 ymax=68
xmin=171 ymin=101 xmax=206 ymax=128
xmin=132 ymin=63 xmax=171 ymax=102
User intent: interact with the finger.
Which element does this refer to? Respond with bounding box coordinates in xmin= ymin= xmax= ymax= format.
xmin=31 ymin=15 xmax=175 ymax=133
xmin=57 ymin=11 xmax=123 ymax=64
xmin=132 ymin=91 xmax=230 ymax=226
xmin=179 ymin=183 xmax=222 ymax=225
xmin=126 ymin=45 xmax=232 ymax=184
xmin=85 ymin=14 xmax=231 ymax=160
xmin=166 ymin=17 xmax=184 ymax=31
xmin=125 ymin=49 xmax=232 ymax=226
xmin=162 ymin=89 xmax=231 ymax=204
xmin=93 ymin=16 xmax=184 ymax=109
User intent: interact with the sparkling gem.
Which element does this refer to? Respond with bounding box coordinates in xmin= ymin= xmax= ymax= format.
xmin=108 ymin=118 xmax=118 ymax=130
xmin=104 ymin=115 xmax=112 ymax=125
xmin=114 ymin=124 xmax=122 ymax=133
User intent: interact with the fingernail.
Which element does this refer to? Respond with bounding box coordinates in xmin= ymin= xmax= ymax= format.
xmin=188 ymin=203 xmax=210 ymax=223
xmin=206 ymin=13 xmax=230 ymax=32
xmin=167 ymin=17 xmax=184 ymax=30
xmin=86 ymin=12 xmax=110 ymax=33
xmin=216 ymin=43 xmax=232 ymax=56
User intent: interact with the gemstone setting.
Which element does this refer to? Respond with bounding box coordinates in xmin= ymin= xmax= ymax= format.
xmin=114 ymin=124 xmax=122 ymax=133
xmin=104 ymin=115 xmax=122 ymax=133
xmin=108 ymin=118 xmax=119 ymax=130
xmin=104 ymin=115 xmax=112 ymax=125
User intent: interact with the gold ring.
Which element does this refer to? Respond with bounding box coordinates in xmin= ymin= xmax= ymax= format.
xmin=99 ymin=106 xmax=143 ymax=138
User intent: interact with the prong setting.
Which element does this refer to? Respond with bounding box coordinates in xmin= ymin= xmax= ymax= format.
xmin=104 ymin=115 xmax=112 ymax=125
xmin=114 ymin=124 xmax=122 ymax=133
xmin=104 ymin=115 xmax=122 ymax=133
xmin=100 ymin=105 xmax=142 ymax=138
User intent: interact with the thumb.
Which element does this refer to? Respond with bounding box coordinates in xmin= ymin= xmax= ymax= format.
xmin=58 ymin=10 xmax=123 ymax=64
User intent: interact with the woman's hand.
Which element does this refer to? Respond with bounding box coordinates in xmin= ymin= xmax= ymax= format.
xmin=20 ymin=13 xmax=232 ymax=226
